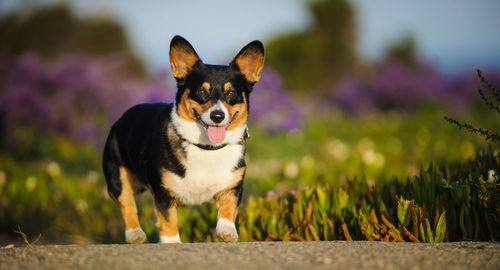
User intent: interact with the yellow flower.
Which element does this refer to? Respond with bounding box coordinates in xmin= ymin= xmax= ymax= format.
xmin=25 ymin=176 xmax=37 ymax=191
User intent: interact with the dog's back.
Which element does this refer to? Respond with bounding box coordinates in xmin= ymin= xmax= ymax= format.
xmin=103 ymin=103 xmax=173 ymax=200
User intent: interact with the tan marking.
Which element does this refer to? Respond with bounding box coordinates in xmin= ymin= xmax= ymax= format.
xmin=225 ymin=95 xmax=248 ymax=131
xmin=223 ymin=82 xmax=233 ymax=92
xmin=160 ymin=169 xmax=186 ymax=206
xmin=170 ymin=43 xmax=200 ymax=79
xmin=202 ymin=82 xmax=211 ymax=93
xmin=156 ymin=203 xmax=179 ymax=237
xmin=214 ymin=167 xmax=245 ymax=222
xmin=235 ymin=48 xmax=264 ymax=83
xmin=215 ymin=191 xmax=238 ymax=222
xmin=160 ymin=168 xmax=175 ymax=193
xmin=118 ymin=167 xmax=141 ymax=230
xmin=167 ymin=125 xmax=186 ymax=162
xmin=176 ymin=89 xmax=213 ymax=122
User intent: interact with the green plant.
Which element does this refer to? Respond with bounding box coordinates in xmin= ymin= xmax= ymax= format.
xmin=265 ymin=0 xmax=356 ymax=91
xmin=1 ymin=109 xmax=497 ymax=243
xmin=445 ymin=70 xmax=500 ymax=142
xmin=13 ymin=225 xmax=41 ymax=248
xmin=176 ymin=148 xmax=498 ymax=242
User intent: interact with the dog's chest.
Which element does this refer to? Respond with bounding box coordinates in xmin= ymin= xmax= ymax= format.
xmin=167 ymin=143 xmax=244 ymax=205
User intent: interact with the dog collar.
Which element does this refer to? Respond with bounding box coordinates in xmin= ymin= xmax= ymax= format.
xmin=170 ymin=117 xmax=249 ymax=151
xmin=170 ymin=124 xmax=231 ymax=151
xmin=193 ymin=126 xmax=249 ymax=151
xmin=193 ymin=143 xmax=228 ymax=151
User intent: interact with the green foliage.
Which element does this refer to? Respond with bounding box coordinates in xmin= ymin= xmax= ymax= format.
xmin=183 ymin=149 xmax=497 ymax=242
xmin=386 ymin=35 xmax=418 ymax=67
xmin=245 ymin=108 xmax=495 ymax=195
xmin=1 ymin=108 xmax=497 ymax=243
xmin=265 ymin=0 xmax=356 ymax=91
xmin=0 ymin=3 xmax=145 ymax=76
xmin=14 ymin=225 xmax=41 ymax=248
xmin=445 ymin=70 xmax=500 ymax=142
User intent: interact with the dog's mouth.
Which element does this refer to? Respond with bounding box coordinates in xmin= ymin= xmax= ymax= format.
xmin=193 ymin=109 xmax=238 ymax=144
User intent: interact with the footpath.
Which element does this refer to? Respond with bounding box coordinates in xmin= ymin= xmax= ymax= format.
xmin=0 ymin=241 xmax=498 ymax=270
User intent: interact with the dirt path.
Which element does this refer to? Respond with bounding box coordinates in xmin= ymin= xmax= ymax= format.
xmin=1 ymin=241 xmax=498 ymax=270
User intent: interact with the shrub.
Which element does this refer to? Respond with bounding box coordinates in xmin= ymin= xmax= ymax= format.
xmin=334 ymin=59 xmax=500 ymax=114
xmin=265 ymin=0 xmax=356 ymax=91
xmin=0 ymin=54 xmax=171 ymax=151
xmin=0 ymin=55 xmax=301 ymax=158
xmin=250 ymin=68 xmax=303 ymax=132
xmin=445 ymin=70 xmax=500 ymax=142
xmin=181 ymin=148 xmax=499 ymax=242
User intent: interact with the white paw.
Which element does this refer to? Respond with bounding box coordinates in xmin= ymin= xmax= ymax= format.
xmin=159 ymin=233 xmax=182 ymax=244
xmin=125 ymin=228 xmax=147 ymax=244
xmin=216 ymin=218 xmax=238 ymax=242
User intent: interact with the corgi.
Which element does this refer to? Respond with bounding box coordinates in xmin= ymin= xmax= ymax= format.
xmin=102 ymin=35 xmax=264 ymax=243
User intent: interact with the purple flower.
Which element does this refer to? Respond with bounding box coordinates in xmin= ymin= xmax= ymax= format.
xmin=0 ymin=54 xmax=302 ymax=151
xmin=332 ymin=58 xmax=499 ymax=114
xmin=0 ymin=53 xmax=176 ymax=149
xmin=251 ymin=68 xmax=303 ymax=132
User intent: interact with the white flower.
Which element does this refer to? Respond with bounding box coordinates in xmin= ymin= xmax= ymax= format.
xmin=488 ymin=170 xmax=497 ymax=182
xmin=47 ymin=161 xmax=62 ymax=177
xmin=284 ymin=161 xmax=299 ymax=178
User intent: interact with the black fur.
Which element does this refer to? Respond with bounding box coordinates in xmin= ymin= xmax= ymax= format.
xmin=102 ymin=36 xmax=263 ymax=239
xmin=103 ymin=103 xmax=183 ymax=208
xmin=176 ymin=64 xmax=251 ymax=108
xmin=103 ymin=36 xmax=263 ymax=215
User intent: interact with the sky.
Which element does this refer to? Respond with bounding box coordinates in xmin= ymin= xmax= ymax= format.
xmin=1 ymin=0 xmax=500 ymax=74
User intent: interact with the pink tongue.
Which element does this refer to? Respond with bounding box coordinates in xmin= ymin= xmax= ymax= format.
xmin=207 ymin=126 xmax=226 ymax=144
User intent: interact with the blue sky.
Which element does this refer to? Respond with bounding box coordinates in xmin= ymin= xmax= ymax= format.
xmin=2 ymin=0 xmax=500 ymax=74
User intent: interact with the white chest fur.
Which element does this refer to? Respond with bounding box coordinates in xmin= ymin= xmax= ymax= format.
xmin=165 ymin=143 xmax=244 ymax=205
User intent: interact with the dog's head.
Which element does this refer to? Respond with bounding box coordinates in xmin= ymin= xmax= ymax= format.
xmin=169 ymin=35 xmax=264 ymax=145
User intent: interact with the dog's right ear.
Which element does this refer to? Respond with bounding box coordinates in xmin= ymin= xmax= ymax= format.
xmin=170 ymin=35 xmax=202 ymax=80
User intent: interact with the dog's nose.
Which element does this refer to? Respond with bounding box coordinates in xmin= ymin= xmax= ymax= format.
xmin=210 ymin=110 xmax=225 ymax=124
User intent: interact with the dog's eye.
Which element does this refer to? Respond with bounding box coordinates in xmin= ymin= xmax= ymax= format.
xmin=226 ymin=90 xmax=236 ymax=99
xmin=197 ymin=89 xmax=209 ymax=98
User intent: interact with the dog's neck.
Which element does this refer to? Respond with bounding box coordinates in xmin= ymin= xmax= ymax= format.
xmin=170 ymin=104 xmax=247 ymax=149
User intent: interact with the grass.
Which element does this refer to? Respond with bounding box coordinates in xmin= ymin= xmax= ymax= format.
xmin=245 ymin=107 xmax=497 ymax=195
xmin=240 ymin=148 xmax=498 ymax=242
xmin=13 ymin=225 xmax=41 ymax=248
xmin=0 ymin=108 xmax=498 ymax=243
xmin=177 ymin=148 xmax=498 ymax=243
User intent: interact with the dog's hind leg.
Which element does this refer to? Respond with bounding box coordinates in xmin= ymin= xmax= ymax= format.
xmin=116 ymin=166 xmax=147 ymax=244
xmin=103 ymin=132 xmax=146 ymax=243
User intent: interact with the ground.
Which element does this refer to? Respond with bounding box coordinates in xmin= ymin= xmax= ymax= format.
xmin=1 ymin=241 xmax=499 ymax=270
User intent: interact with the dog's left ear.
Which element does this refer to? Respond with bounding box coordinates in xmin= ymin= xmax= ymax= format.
xmin=230 ymin=40 xmax=264 ymax=83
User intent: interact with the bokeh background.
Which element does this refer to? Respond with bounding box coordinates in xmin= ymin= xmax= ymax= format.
xmin=0 ymin=0 xmax=499 ymax=244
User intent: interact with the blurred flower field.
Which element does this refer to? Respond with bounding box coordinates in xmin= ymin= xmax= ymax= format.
xmin=0 ymin=51 xmax=499 ymax=244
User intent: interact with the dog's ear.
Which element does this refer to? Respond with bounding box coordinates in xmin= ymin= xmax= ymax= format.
xmin=170 ymin=35 xmax=202 ymax=79
xmin=230 ymin=40 xmax=264 ymax=83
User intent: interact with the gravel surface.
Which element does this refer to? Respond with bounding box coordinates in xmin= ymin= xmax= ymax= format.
xmin=1 ymin=241 xmax=499 ymax=270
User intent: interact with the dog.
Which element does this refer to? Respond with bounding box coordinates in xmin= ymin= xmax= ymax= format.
xmin=102 ymin=35 xmax=264 ymax=243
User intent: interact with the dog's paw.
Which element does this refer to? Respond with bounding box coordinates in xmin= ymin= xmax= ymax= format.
xmin=125 ymin=228 xmax=147 ymax=244
xmin=216 ymin=218 xmax=238 ymax=242
xmin=159 ymin=234 xmax=182 ymax=244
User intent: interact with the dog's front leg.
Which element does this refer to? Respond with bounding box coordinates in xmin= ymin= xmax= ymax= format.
xmin=214 ymin=190 xmax=239 ymax=242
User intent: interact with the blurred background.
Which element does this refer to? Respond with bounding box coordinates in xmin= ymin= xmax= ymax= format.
xmin=0 ymin=0 xmax=499 ymax=244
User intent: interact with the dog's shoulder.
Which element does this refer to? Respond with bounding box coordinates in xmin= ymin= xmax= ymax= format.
xmin=115 ymin=103 xmax=173 ymax=128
